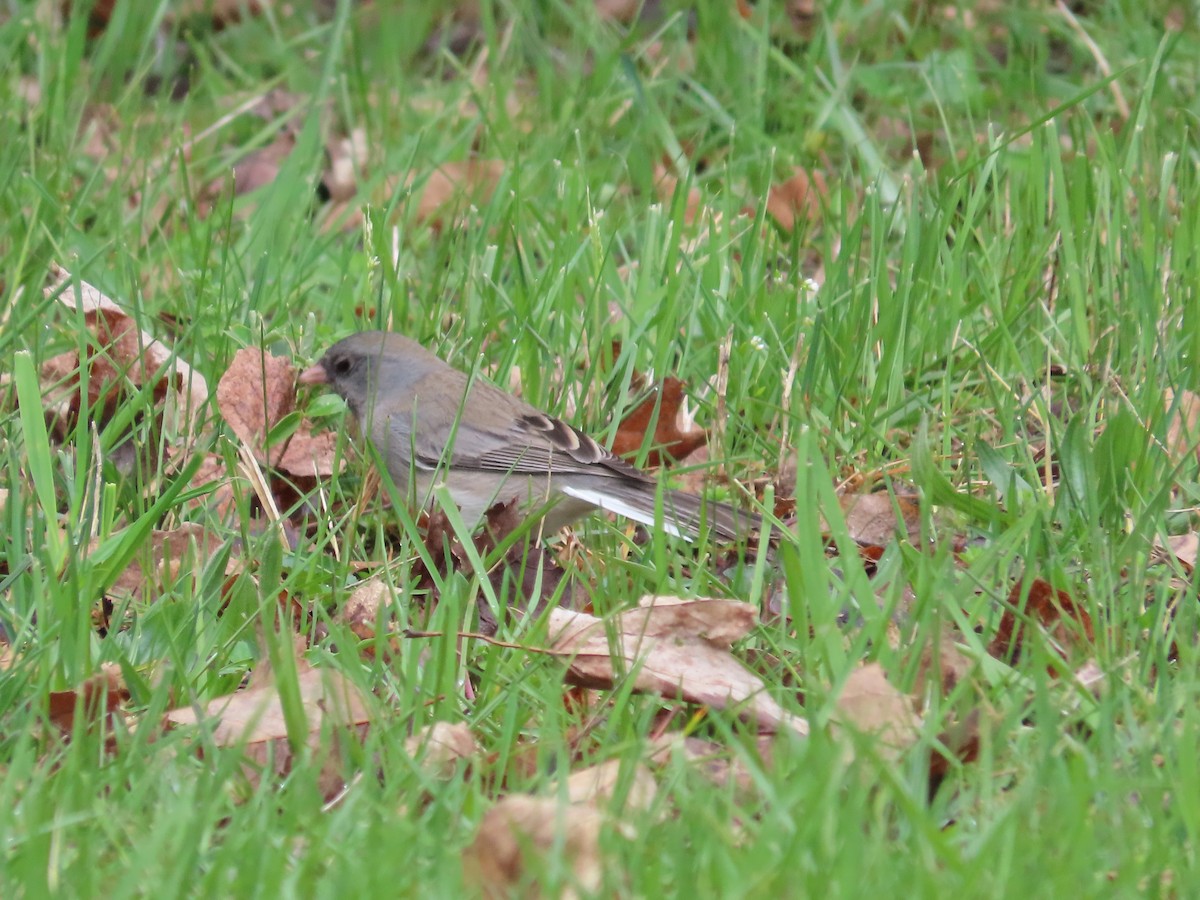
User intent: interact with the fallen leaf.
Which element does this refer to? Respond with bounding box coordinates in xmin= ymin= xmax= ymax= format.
xmin=274 ymin=427 xmax=339 ymax=479
xmin=47 ymin=663 xmax=129 ymax=736
xmin=217 ymin=347 xmax=337 ymax=477
xmin=653 ymin=163 xmax=705 ymax=227
xmin=100 ymin=523 xmax=230 ymax=603
xmin=408 ymin=159 xmax=504 ymax=229
xmin=911 ymin=630 xmax=978 ymax=701
xmin=463 ymin=795 xmax=606 ymax=899
xmin=988 ymin=577 xmax=1094 ymax=671
xmin=44 ymin=264 xmax=210 ymax=435
xmin=837 ymin=490 xmax=922 ymax=547
xmin=341 ymin=577 xmax=393 ymax=643
xmin=831 ymin=663 xmax=921 ymax=760
xmin=1156 ymin=532 xmax=1199 ymax=572
xmin=647 ymin=733 xmax=774 ymax=802
xmin=595 ymin=0 xmax=655 ymax=24
xmin=404 ymin=721 xmax=479 ymax=778
xmin=547 ymin=597 xmax=808 ymax=736
xmin=165 ymin=664 xmax=371 ymax=799
xmin=565 ymin=759 xmax=658 ymax=811
xmin=928 ymin=710 xmax=981 ymax=793
xmin=325 ymin=159 xmax=504 ymax=235
xmin=323 ymin=126 xmax=369 ymax=203
xmin=610 ymin=377 xmax=708 ymax=466
xmin=174 ymin=450 xmax=235 ymax=518
xmin=1164 ymin=387 xmax=1200 ymax=463
xmin=761 ymin=167 xmax=827 ymax=234
xmin=216 ymin=348 xmax=294 ymax=459
xmin=232 ymin=131 xmax=296 ymax=196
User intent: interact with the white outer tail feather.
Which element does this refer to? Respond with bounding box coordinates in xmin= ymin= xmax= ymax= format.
xmin=559 ymin=485 xmax=689 ymax=539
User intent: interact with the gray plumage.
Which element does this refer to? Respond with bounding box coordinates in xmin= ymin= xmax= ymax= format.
xmin=300 ymin=331 xmax=761 ymax=541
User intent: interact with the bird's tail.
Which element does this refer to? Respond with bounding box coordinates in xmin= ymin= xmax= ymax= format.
xmin=561 ymin=481 xmax=763 ymax=542
xmin=659 ymin=487 xmax=763 ymax=542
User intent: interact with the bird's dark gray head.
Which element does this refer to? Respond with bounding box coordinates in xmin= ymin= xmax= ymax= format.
xmin=299 ymin=331 xmax=434 ymax=419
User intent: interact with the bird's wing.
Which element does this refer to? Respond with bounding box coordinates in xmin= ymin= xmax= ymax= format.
xmin=410 ymin=377 xmax=652 ymax=483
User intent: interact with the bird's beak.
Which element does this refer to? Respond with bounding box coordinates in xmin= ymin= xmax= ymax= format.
xmin=297 ymin=363 xmax=329 ymax=386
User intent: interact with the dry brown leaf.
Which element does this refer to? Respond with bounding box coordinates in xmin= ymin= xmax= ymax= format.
xmin=652 ymin=163 xmax=705 ymax=227
xmin=929 ymin=710 xmax=981 ymax=790
xmin=647 ymin=733 xmax=775 ymax=801
xmin=341 ymin=578 xmax=392 ymax=643
xmin=988 ymin=577 xmax=1094 ymax=671
xmin=175 ymin=450 xmax=235 ymax=518
xmin=275 ymin=427 xmax=339 ymax=479
xmin=165 ymin=0 xmax=268 ymax=29
xmin=1165 ymin=387 xmax=1200 ymax=464
xmin=232 ymin=132 xmax=296 ymax=196
xmin=45 ymin=264 xmax=210 ymax=434
xmin=404 ymin=722 xmax=479 ymax=778
xmin=762 ymin=167 xmax=827 ymax=234
xmin=326 ymin=159 xmax=504 ymax=234
xmin=408 ymin=159 xmax=504 ymax=228
xmin=216 ymin=347 xmax=337 ymax=477
xmin=463 ymin=795 xmax=605 ymax=899
xmin=548 ymin=597 xmax=808 ymax=736
xmin=101 ymin=523 xmax=229 ymax=603
xmin=838 ymin=490 xmax=922 ymax=547
xmin=912 ymin=630 xmax=978 ymax=701
xmin=165 ymin=664 xmax=370 ymax=799
xmin=48 ymin=663 xmax=129 ymax=736
xmin=565 ymin=759 xmax=658 ymax=811
xmin=324 ymin=126 xmax=369 ymax=203
xmin=1157 ymin=532 xmax=1199 ymax=572
xmin=831 ymin=663 xmax=921 ymax=759
xmin=463 ymin=756 xmax=654 ymax=896
xmin=610 ymin=377 xmax=708 ymax=466
xmin=216 ymin=348 xmax=294 ymax=459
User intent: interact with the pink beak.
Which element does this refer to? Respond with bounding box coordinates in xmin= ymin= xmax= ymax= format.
xmin=297 ymin=364 xmax=329 ymax=386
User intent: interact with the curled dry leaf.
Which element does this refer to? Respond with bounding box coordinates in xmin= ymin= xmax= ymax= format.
xmin=761 ymin=167 xmax=828 ymax=234
xmin=463 ymin=758 xmax=653 ymax=899
xmin=547 ymin=596 xmax=808 ymax=737
xmin=408 ymin=160 xmax=504 ymax=229
xmin=837 ymin=490 xmax=923 ymax=548
xmin=324 ymin=126 xmax=369 ymax=203
xmin=44 ymin=264 xmax=209 ymax=434
xmin=1164 ymin=387 xmax=1200 ymax=464
xmin=98 ymin=523 xmax=230 ymax=603
xmin=404 ymin=721 xmax=479 ymax=778
xmin=831 ymin=663 xmax=922 ymax=760
xmin=565 ymin=759 xmax=658 ymax=812
xmin=165 ymin=664 xmax=370 ymax=800
xmin=216 ymin=347 xmax=337 ymax=478
xmin=1156 ymin=532 xmax=1199 ymax=572
xmin=232 ymin=132 xmax=297 ymax=197
xmin=648 ymin=733 xmax=775 ymax=803
xmin=47 ymin=662 xmax=130 ymax=737
xmin=341 ymin=577 xmax=393 ymax=643
xmin=911 ymin=630 xmax=977 ymax=701
xmin=610 ymin=377 xmax=708 ymax=467
xmin=988 ymin=577 xmax=1094 ymax=671
xmin=652 ymin=163 xmax=705 ymax=227
xmin=463 ymin=795 xmax=606 ymax=900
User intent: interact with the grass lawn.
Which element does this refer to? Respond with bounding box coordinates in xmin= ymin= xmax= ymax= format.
xmin=2 ymin=1 xmax=1199 ymax=896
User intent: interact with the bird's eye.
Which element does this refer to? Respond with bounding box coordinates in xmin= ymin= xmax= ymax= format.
xmin=333 ymin=357 xmax=353 ymax=376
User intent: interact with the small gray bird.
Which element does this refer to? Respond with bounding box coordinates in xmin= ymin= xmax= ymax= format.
xmin=298 ymin=331 xmax=761 ymax=541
